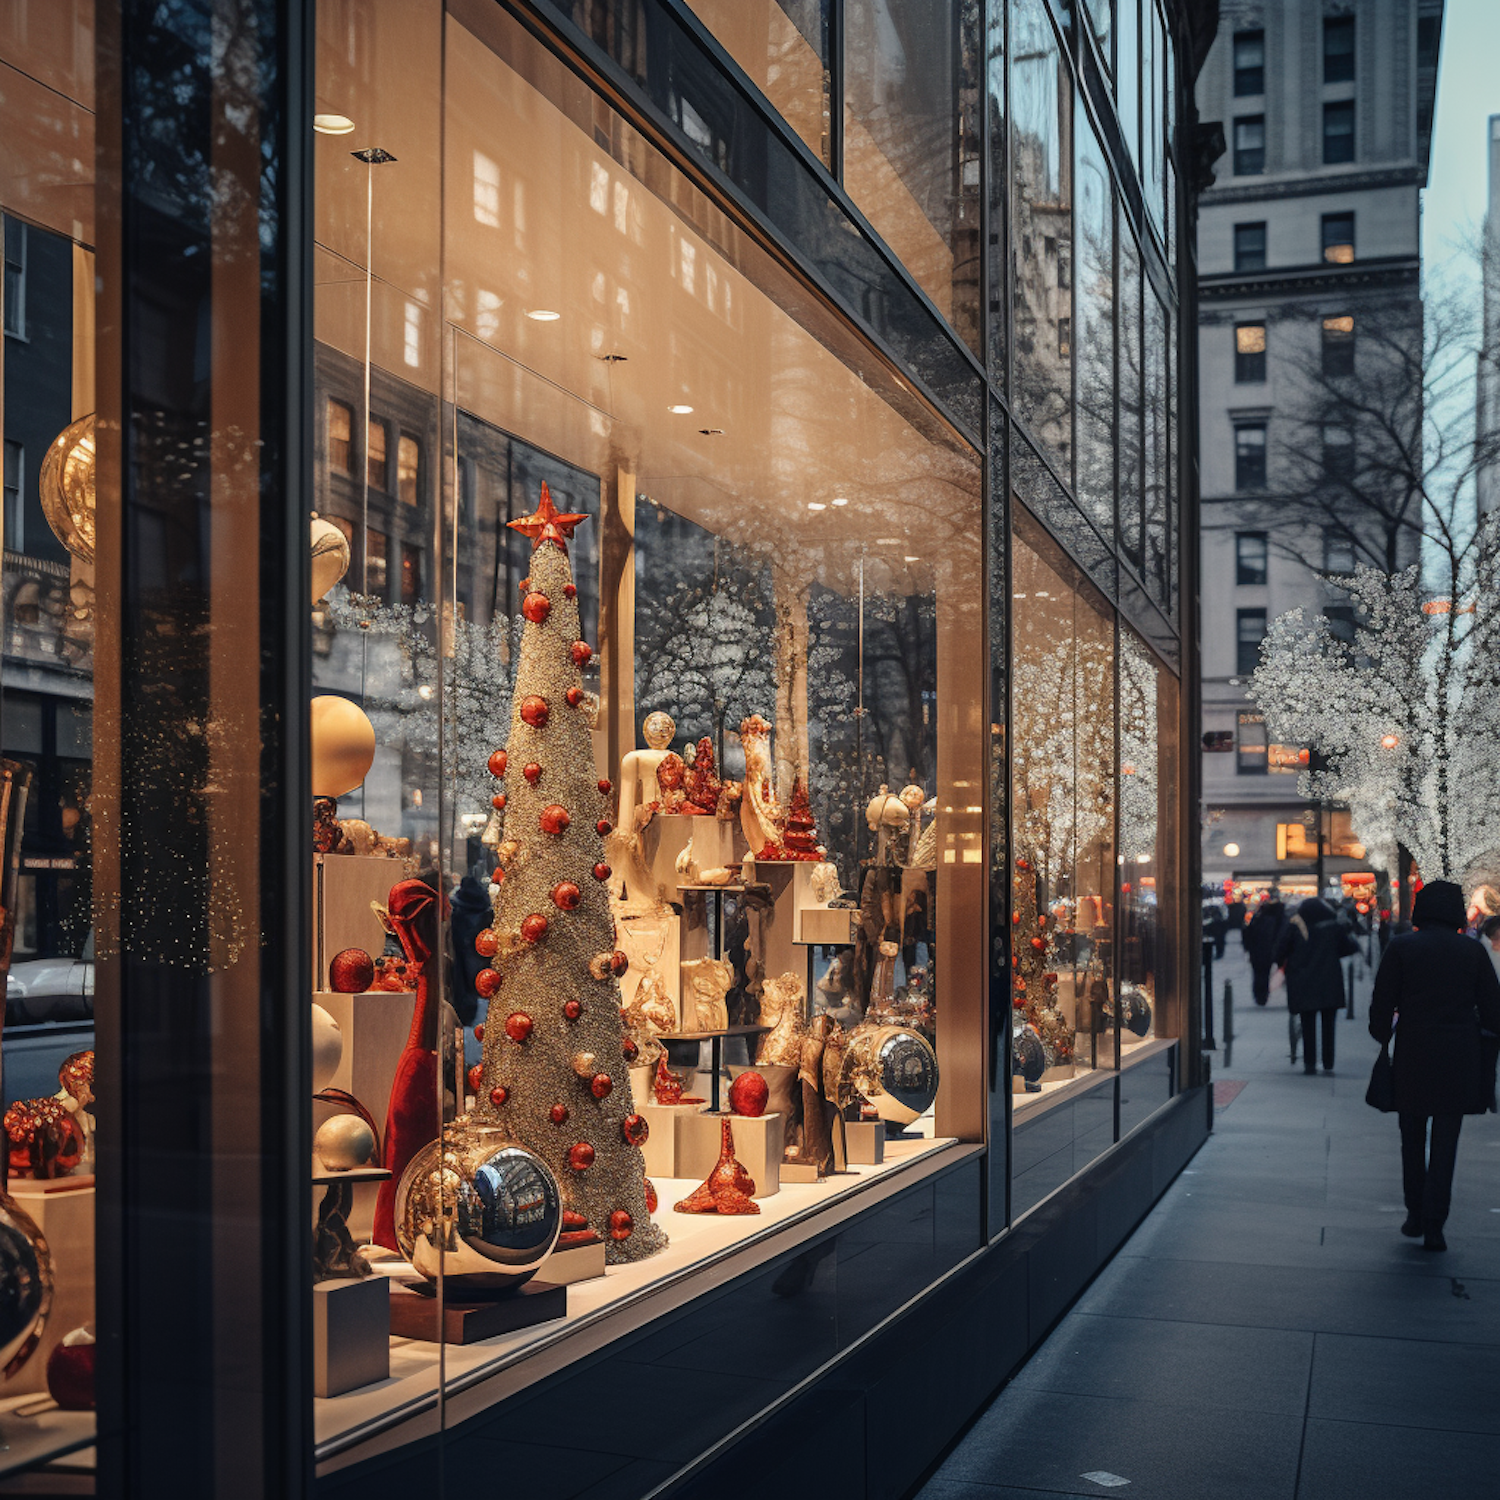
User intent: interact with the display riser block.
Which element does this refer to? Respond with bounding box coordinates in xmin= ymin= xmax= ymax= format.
xmin=637 ymin=1100 xmax=706 ymax=1176
xmin=675 ymin=1112 xmax=783 ymax=1196
xmin=539 ymin=1238 xmax=606 ymax=1285
xmin=661 ymin=813 xmax=740 ymax=890
xmin=8 ymin=1179 xmax=93 ymax=1395
xmin=313 ymin=852 xmax=417 ymax=991
xmin=741 ymin=862 xmax=801 ymax=988
xmin=313 ymin=1275 xmax=390 ymax=1397
xmin=616 ymin=907 xmax=712 ymax=1028
xmin=832 ymin=1120 xmax=885 ymax=1169
xmin=1040 ymin=1063 xmax=1077 ymax=1083
xmin=388 ymin=1280 xmax=566 ymax=1343
xmin=780 ymin=1162 xmax=824 ymax=1184
xmin=795 ymin=905 xmax=856 ymax=946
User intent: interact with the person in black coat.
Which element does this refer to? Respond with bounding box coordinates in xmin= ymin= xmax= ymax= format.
xmin=1274 ymin=896 xmax=1357 ymax=1074
xmin=1243 ymin=898 xmax=1285 ymax=1006
xmin=1369 ymin=880 xmax=1500 ymax=1251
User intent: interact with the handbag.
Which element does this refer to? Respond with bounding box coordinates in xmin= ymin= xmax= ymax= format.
xmin=1365 ymin=1040 xmax=1396 ymax=1112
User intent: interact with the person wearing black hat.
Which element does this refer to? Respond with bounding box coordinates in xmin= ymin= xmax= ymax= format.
xmin=1274 ymin=896 xmax=1359 ymax=1073
xmin=1369 ymin=879 xmax=1500 ymax=1251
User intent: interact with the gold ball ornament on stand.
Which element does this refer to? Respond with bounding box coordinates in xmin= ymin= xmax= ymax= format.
xmin=310 ymin=696 xmax=376 ymax=798
xmin=310 ymin=516 xmax=352 ymax=605
xmin=39 ymin=415 xmax=96 ymax=563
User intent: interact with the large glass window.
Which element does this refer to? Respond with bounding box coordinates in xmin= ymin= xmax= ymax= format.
xmin=1143 ymin=287 xmax=1168 ymax=603
xmin=1234 ymin=321 xmax=1267 ymax=383
xmin=1237 ymin=609 xmax=1267 ymax=676
xmin=843 ymin=0 xmax=980 ymax=352
xmin=1322 ymin=313 xmax=1355 ymax=375
xmin=1075 ymin=103 xmax=1115 ymax=537
xmin=1233 ymin=115 xmax=1265 ymax=176
xmin=1324 ymin=16 xmax=1355 ymax=83
xmin=1322 ymin=212 xmax=1355 ymax=264
xmin=1233 ymin=28 xmax=1265 ymax=96
xmin=1118 ymin=228 xmax=1144 ymax=570
xmin=1236 ymin=531 xmax=1268 ymax=585
xmin=1235 ymin=423 xmax=1267 ymax=489
xmin=1011 ymin=0 xmax=1073 ymax=472
xmin=1323 ymin=101 xmax=1355 ymax=165
xmin=1234 ymin=220 xmax=1267 ymax=272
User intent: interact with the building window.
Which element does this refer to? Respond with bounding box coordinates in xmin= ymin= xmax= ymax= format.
xmin=398 ymin=434 xmax=421 ymax=506
xmin=1237 ymin=610 xmax=1267 ymax=676
xmin=1058 ymin=316 xmax=1071 ymax=359
xmin=1322 ymin=424 xmax=1354 ymax=481
xmin=1233 ymin=29 xmax=1265 ymax=96
xmin=1323 ymin=101 xmax=1354 ymax=164
xmin=1234 ymin=115 xmax=1265 ymax=175
xmin=1321 ymin=212 xmax=1354 ymax=264
xmin=327 ymin=398 xmax=353 ymax=474
xmin=1234 ymin=424 xmax=1267 ymax=489
xmin=367 ymin=418 xmax=388 ymax=492
xmin=1324 ymin=528 xmax=1356 ymax=574
xmin=2 ymin=218 xmax=25 ymax=339
xmin=1324 ymin=604 xmax=1357 ymax=644
xmin=1236 ymin=531 xmax=1268 ymax=585
xmin=1323 ymin=16 xmax=1355 ymax=83
xmin=3 ymin=440 xmax=22 ymax=552
xmin=367 ymin=529 xmax=389 ymax=596
xmin=1238 ymin=710 xmax=1268 ymax=773
xmin=1321 ymin=314 xmax=1355 ymax=375
xmin=1234 ymin=221 xmax=1267 ymax=272
xmin=401 ymin=546 xmax=422 ymax=605
xmin=1234 ymin=321 xmax=1267 ymax=383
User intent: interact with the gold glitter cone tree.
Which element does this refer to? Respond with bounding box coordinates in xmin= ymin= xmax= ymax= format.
xmin=474 ymin=485 xmax=666 ymax=1264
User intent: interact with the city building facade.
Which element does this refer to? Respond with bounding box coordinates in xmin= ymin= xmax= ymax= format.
xmin=1 ymin=2 xmax=1213 ymax=1494
xmin=1195 ymin=0 xmax=1440 ymax=903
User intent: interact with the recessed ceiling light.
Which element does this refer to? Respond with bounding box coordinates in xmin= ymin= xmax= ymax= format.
xmin=807 ymin=502 xmax=827 ymax=512
xmin=832 ymin=496 xmax=849 ymax=507
xmin=876 ymin=537 xmax=901 ymax=546
xmin=598 ymin=352 xmax=628 ymax=363
xmin=526 ymin=309 xmax=562 ymax=322
xmin=314 ymin=114 xmax=356 ymax=135
xmin=904 ymin=555 xmax=919 ymax=563
xmin=668 ymin=404 xmax=694 ymax=415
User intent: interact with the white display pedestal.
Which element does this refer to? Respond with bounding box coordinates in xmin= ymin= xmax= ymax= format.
xmin=312 ymin=1277 xmax=390 ymax=1397
xmin=8 ymin=1179 xmax=93 ymax=1396
xmin=675 ymin=1112 xmax=784 ymax=1196
xmin=313 ymin=852 xmax=417 ymax=991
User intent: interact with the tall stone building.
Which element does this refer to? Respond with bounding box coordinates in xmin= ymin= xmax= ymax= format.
xmin=1477 ymin=113 xmax=1500 ymax=519
xmin=1195 ymin=0 xmax=1442 ymax=899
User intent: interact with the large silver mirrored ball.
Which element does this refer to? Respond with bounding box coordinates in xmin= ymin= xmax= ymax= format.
xmin=827 ymin=1023 xmax=941 ymax=1127
xmin=395 ymin=1122 xmax=562 ymax=1295
xmin=0 ymin=1193 xmax=53 ymax=1377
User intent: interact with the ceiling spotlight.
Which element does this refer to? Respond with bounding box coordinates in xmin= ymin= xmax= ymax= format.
xmin=314 ymin=114 xmax=356 ymax=135
xmin=526 ymin=309 xmax=562 ymax=322
xmin=875 ymin=537 xmax=901 ymax=546
xmin=668 ymin=404 xmax=694 ymax=415
xmin=807 ymin=502 xmax=827 ymax=512
xmin=904 ymin=555 xmax=919 ymax=563
xmin=1222 ymin=842 xmax=1240 ymax=858
xmin=832 ymin=497 xmax=850 ymax=507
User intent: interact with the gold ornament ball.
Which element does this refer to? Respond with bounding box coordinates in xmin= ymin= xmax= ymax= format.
xmin=313 ymin=1113 xmax=376 ymax=1172
xmin=310 ymin=516 xmax=351 ymax=604
xmin=642 ymin=711 xmax=676 ymax=750
xmin=310 ymin=695 xmax=376 ymax=798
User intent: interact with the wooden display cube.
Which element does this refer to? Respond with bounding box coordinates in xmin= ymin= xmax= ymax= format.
xmin=313 ymin=852 xmax=417 ymax=991
xmin=8 ymin=1178 xmax=93 ymax=1396
xmin=312 ymin=1276 xmax=390 ymax=1397
xmin=795 ymin=906 xmax=856 ymax=946
xmin=388 ymin=1280 xmax=566 ymax=1343
xmin=539 ymin=1237 xmax=607 ymax=1285
xmin=637 ymin=1099 xmax=706 ymax=1177
xmin=675 ymin=1112 xmax=784 ymax=1197
xmin=832 ymin=1119 xmax=885 ymax=1169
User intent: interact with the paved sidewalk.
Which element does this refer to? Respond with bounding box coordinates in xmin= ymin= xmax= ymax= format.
xmin=917 ymin=943 xmax=1500 ymax=1500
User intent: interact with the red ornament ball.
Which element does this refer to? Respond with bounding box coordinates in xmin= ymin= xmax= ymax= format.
xmin=540 ymin=804 xmax=571 ymax=836
xmin=329 ymin=948 xmax=375 ymax=994
xmin=466 ymin=1064 xmax=484 ymax=1095
xmin=551 ymin=881 xmax=581 ymax=910
xmin=609 ymin=949 xmax=629 ymax=977
xmin=564 ymin=583 xmax=577 ymax=599
xmin=568 ymin=1142 xmax=595 ymax=1172
xmin=590 ymin=1072 xmax=614 ymax=1100
xmin=563 ymin=999 xmax=583 ymax=1021
xmin=489 ymin=1085 xmax=508 ymax=1107
xmin=644 ymin=1178 xmax=658 ymax=1213
xmin=491 ymin=793 xmax=506 ymax=811
xmin=566 ymin=686 xmax=584 ymax=708
xmin=1030 ymin=936 xmax=1046 ymax=952
xmin=520 ymin=695 xmax=549 ymax=728
xmin=608 ymin=1209 xmax=634 ymax=1241
xmin=505 ymin=1011 xmax=534 ymax=1044
xmin=549 ymin=1103 xmax=569 ymax=1125
xmin=474 ymin=1023 xmax=485 ymax=1042
xmin=522 ymin=592 xmax=551 ymax=624
xmin=621 ymin=1036 xmax=639 ymax=1063
xmin=593 ymin=862 xmax=612 ymax=882
xmin=596 ymin=819 xmax=612 ymax=836
xmin=598 ymin=778 xmax=612 ymax=794
xmin=475 ymin=929 xmax=499 ymax=958
xmin=523 ymin=761 xmax=543 ymax=784
xmin=571 ymin=641 xmax=593 ymax=666
xmin=728 ymin=1070 xmax=770 ymax=1118
xmin=622 ymin=1113 xmax=649 ymax=1146
xmin=45 ymin=1341 xmax=95 ymax=1413
xmin=521 ymin=913 xmax=549 ymax=944
xmin=475 ymin=968 xmax=502 ymax=999
xmin=519 ymin=576 xmax=532 ymax=592
xmin=490 ymin=867 xmax=505 ymax=885
xmin=488 ymin=749 xmax=508 ymax=778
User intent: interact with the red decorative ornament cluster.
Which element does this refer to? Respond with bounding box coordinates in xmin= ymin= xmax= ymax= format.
xmin=475 ymin=929 xmax=499 ymax=957
xmin=609 ymin=1209 xmax=633 ymax=1241
xmin=490 ymin=1085 xmax=508 ymax=1107
xmin=540 ymin=804 xmax=571 ymax=836
xmin=505 ymin=1011 xmax=534 ymax=1043
xmin=568 ymin=1142 xmax=595 ymax=1172
xmin=563 ymin=999 xmax=583 ymax=1021
xmin=593 ymin=862 xmax=611 ymax=881
xmin=523 ymin=762 xmax=543 ymax=784
xmin=475 ymin=968 xmax=501 ymax=998
xmin=550 ymin=1103 xmax=569 ymax=1125
xmin=590 ymin=1073 xmax=613 ymax=1099
xmin=551 ymin=881 xmax=581 ymax=910
xmin=329 ymin=948 xmax=374 ymax=994
xmin=488 ymin=749 xmax=507 ymax=778
xmin=523 ymin=592 xmax=551 ymax=624
xmin=520 ymin=913 xmax=549 ymax=943
xmin=565 ymin=686 xmax=584 ymax=708
xmin=571 ymin=641 xmax=593 ymax=666
xmin=520 ymin=696 xmax=549 ymax=728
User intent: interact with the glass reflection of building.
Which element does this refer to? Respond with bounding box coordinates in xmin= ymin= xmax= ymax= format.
xmin=0 ymin=0 xmax=1210 ymax=1492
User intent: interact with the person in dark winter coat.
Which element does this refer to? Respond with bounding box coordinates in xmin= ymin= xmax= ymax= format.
xmin=1243 ymin=898 xmax=1286 ymax=1006
xmin=1369 ymin=880 xmax=1500 ymax=1251
xmin=1274 ymin=896 xmax=1358 ymax=1074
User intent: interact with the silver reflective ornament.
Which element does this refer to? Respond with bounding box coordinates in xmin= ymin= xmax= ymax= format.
xmin=0 ymin=1192 xmax=52 ymax=1377
xmin=825 ymin=1022 xmax=940 ymax=1126
xmin=395 ymin=1120 xmax=561 ymax=1295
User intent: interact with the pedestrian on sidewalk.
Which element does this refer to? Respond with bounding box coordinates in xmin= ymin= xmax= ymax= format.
xmin=1275 ymin=896 xmax=1357 ymax=1074
xmin=1243 ymin=895 xmax=1285 ymax=1006
xmin=1369 ymin=880 xmax=1500 ymax=1252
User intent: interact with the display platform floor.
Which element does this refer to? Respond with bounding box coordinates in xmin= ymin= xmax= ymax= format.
xmin=918 ymin=943 xmax=1500 ymax=1500
xmin=1011 ymin=1034 xmax=1174 ymax=1119
xmin=317 ymin=1117 xmax=964 ymax=1473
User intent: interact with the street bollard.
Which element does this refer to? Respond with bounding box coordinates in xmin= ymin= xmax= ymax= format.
xmin=1202 ymin=941 xmax=1217 ymax=1050
xmin=1223 ymin=980 xmax=1234 ymax=1067
xmin=1345 ymin=960 xmax=1355 ymax=1020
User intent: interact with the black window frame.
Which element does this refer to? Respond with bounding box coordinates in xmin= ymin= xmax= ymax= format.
xmin=1321 ymin=212 xmax=1354 ymax=264
xmin=1237 ymin=708 xmax=1268 ymax=773
xmin=1322 ymin=423 xmax=1355 ymax=482
xmin=1321 ymin=313 xmax=1355 ymax=376
xmin=1233 ymin=28 xmax=1265 ymax=96
xmin=1236 ymin=612 xmax=1268 ymax=678
xmin=1323 ymin=527 xmax=1356 ymax=574
xmin=1234 ymin=221 xmax=1267 ymax=272
xmin=1235 ymin=530 xmax=1268 ymax=585
xmin=1323 ymin=16 xmax=1355 ymax=83
xmin=1234 ymin=321 xmax=1267 ymax=384
xmin=1323 ymin=100 xmax=1355 ymax=165
xmin=1234 ymin=423 xmax=1267 ymax=490
xmin=1233 ymin=114 xmax=1266 ymax=175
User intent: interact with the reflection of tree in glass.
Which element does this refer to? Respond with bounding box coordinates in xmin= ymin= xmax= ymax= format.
xmin=1117 ymin=632 xmax=1160 ymax=866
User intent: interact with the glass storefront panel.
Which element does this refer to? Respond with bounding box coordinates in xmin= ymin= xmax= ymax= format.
xmin=1075 ymin=100 xmax=1116 ymax=540
xmin=1118 ymin=225 xmax=1144 ymax=573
